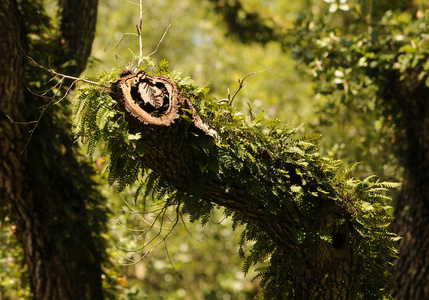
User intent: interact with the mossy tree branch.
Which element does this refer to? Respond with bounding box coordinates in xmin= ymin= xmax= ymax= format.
xmin=74 ymin=67 xmax=399 ymax=299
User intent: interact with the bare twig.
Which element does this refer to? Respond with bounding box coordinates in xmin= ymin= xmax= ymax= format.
xmin=105 ymin=0 xmax=161 ymax=57
xmin=147 ymin=18 xmax=172 ymax=57
xmin=141 ymin=0 xmax=161 ymax=15
xmin=213 ymin=215 xmax=229 ymax=225
xmin=124 ymin=0 xmax=139 ymax=5
xmin=114 ymin=217 xmax=150 ymax=233
xmin=1 ymin=107 xmax=37 ymax=125
xmin=16 ymin=52 xmax=110 ymax=154
xmin=53 ymin=79 xmax=80 ymax=105
xmin=132 ymin=205 xmax=170 ymax=250
xmin=118 ymin=206 xmax=166 ymax=215
xmin=112 ymin=244 xmax=138 ymax=263
xmin=134 ymin=0 xmax=164 ymax=70
xmin=228 ymin=68 xmax=274 ymax=105
xmin=20 ymin=102 xmax=51 ymax=155
xmin=104 ymin=33 xmax=138 ymax=52
xmin=120 ymin=205 xmax=181 ymax=265
xmin=112 ymin=205 xmax=169 ymax=255
xmin=138 ymin=0 xmax=143 ymax=63
xmin=26 ymin=55 xmax=107 ymax=87
xmin=164 ymin=239 xmax=177 ymax=271
xmin=119 ymin=194 xmax=170 ymax=229
xmin=179 ymin=212 xmax=201 ymax=243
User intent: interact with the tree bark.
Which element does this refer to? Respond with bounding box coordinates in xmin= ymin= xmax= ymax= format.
xmin=392 ymin=176 xmax=429 ymax=299
xmin=111 ymin=71 xmax=361 ymax=299
xmin=0 ymin=1 xmax=106 ymax=299
xmin=56 ymin=0 xmax=98 ymax=76
xmin=389 ymin=77 xmax=429 ymax=299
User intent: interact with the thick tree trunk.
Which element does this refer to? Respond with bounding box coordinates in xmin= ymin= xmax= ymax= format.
xmin=56 ymin=0 xmax=98 ymax=76
xmin=111 ymin=71 xmax=361 ymax=299
xmin=389 ymin=82 xmax=429 ymax=299
xmin=392 ymin=176 xmax=429 ymax=299
xmin=0 ymin=1 xmax=106 ymax=299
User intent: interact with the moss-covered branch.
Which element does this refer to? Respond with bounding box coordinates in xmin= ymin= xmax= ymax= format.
xmin=73 ymin=65 xmax=399 ymax=299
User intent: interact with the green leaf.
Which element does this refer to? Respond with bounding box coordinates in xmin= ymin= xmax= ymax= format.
xmin=319 ymin=230 xmax=333 ymax=243
xmin=128 ymin=133 xmax=141 ymax=140
xmin=361 ymin=201 xmax=374 ymax=212
xmin=135 ymin=140 xmax=147 ymax=156
xmin=180 ymin=115 xmax=194 ymax=123
xmin=253 ymin=110 xmax=265 ymax=123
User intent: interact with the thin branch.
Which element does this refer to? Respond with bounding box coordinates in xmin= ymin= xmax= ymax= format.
xmin=213 ymin=214 xmax=229 ymax=225
xmin=114 ymin=217 xmax=150 ymax=233
xmin=228 ymin=68 xmax=274 ymax=105
xmin=147 ymin=18 xmax=172 ymax=57
xmin=26 ymin=76 xmax=66 ymax=102
xmin=138 ymin=0 xmax=143 ymax=63
xmin=1 ymin=107 xmax=37 ymax=125
xmin=105 ymin=0 xmax=160 ymax=55
xmin=163 ymin=205 xmax=183 ymax=272
xmin=26 ymin=88 xmax=55 ymax=100
xmin=130 ymin=206 xmax=170 ymax=251
xmin=164 ymin=239 xmax=177 ymax=271
xmin=119 ymin=206 xmax=166 ymax=215
xmin=133 ymin=0 xmax=163 ymax=71
xmin=53 ymin=79 xmax=80 ymax=105
xmin=20 ymin=102 xmax=51 ymax=155
xmin=141 ymin=0 xmax=161 ymax=15
xmin=135 ymin=207 xmax=170 ymax=249
xmin=179 ymin=212 xmax=202 ymax=243
xmin=105 ymin=33 xmax=138 ymax=52
xmin=112 ymin=244 xmax=138 ymax=263
xmin=119 ymin=194 xmax=170 ymax=229
xmin=20 ymin=76 xmax=80 ymax=155
xmin=112 ymin=207 xmax=168 ymax=255
xmin=124 ymin=0 xmax=139 ymax=5
xmin=26 ymin=55 xmax=107 ymax=87
xmin=122 ymin=211 xmax=180 ymax=265
xmin=116 ymin=203 xmax=181 ymax=265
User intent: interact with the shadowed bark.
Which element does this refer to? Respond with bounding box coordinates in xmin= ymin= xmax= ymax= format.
xmin=387 ymin=73 xmax=429 ymax=299
xmin=0 ymin=1 xmax=107 ymax=299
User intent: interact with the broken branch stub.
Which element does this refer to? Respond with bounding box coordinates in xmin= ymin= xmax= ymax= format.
xmin=112 ymin=70 xmax=216 ymax=137
xmin=110 ymin=70 xmax=216 ymax=190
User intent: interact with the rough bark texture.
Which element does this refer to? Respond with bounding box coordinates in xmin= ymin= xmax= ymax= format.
xmin=56 ymin=0 xmax=98 ymax=76
xmin=112 ymin=71 xmax=359 ymax=299
xmin=392 ymin=177 xmax=429 ymax=299
xmin=389 ymin=79 xmax=429 ymax=299
xmin=0 ymin=1 xmax=106 ymax=299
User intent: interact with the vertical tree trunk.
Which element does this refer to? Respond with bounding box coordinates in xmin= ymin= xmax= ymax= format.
xmin=392 ymin=177 xmax=429 ymax=299
xmin=390 ymin=86 xmax=429 ymax=299
xmin=0 ymin=1 xmax=106 ymax=299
